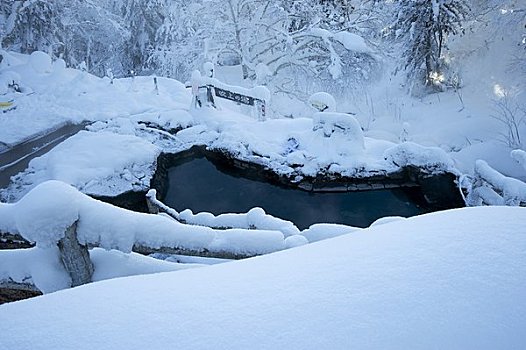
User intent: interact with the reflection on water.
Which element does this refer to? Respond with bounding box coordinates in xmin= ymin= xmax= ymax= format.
xmin=165 ymin=157 xmax=426 ymax=229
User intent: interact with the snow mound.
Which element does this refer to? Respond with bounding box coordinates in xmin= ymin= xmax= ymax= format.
xmin=301 ymin=223 xmax=360 ymax=242
xmin=313 ymin=112 xmax=365 ymax=151
xmin=1 ymin=206 xmax=525 ymax=349
xmin=284 ymin=234 xmax=309 ymax=248
xmin=308 ymin=92 xmax=336 ymax=112
xmin=384 ymin=142 xmax=455 ymax=172
xmin=30 ymin=51 xmax=52 ymax=74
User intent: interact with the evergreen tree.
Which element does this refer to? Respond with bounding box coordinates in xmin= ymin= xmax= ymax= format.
xmin=393 ymin=0 xmax=470 ymax=93
xmin=120 ymin=0 xmax=168 ymax=74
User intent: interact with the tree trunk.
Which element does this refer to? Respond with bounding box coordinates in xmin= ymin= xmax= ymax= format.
xmin=58 ymin=221 xmax=94 ymax=287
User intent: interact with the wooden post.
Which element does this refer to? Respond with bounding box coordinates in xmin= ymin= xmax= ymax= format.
xmin=57 ymin=221 xmax=93 ymax=287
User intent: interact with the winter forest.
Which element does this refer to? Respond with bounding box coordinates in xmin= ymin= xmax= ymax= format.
xmin=1 ymin=0 xmax=524 ymax=97
xmin=1 ymin=0 xmax=526 ymax=349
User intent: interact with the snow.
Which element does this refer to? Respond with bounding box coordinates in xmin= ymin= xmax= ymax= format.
xmin=89 ymin=248 xmax=202 ymax=281
xmin=284 ymin=234 xmax=309 ymax=248
xmin=333 ymin=31 xmax=372 ymax=53
xmin=312 ymin=111 xmax=365 ymax=150
xmin=1 ymin=130 xmax=161 ymax=200
xmin=1 ymin=206 xmax=525 ymax=349
xmin=0 ymin=246 xmax=70 ymax=293
xmin=0 ymin=21 xmax=525 ymax=346
xmin=511 ymin=149 xmax=526 ymax=171
xmin=468 ymin=159 xmax=526 ymax=205
xmin=383 ymin=141 xmax=456 ymax=173
xmin=1 ymin=49 xmax=513 ymax=204
xmin=0 ymin=180 xmax=287 ymax=255
xmin=29 ymin=51 xmax=52 ymax=74
xmin=308 ymin=91 xmax=336 ymax=112
xmin=300 ymin=223 xmax=361 ymax=243
xmin=0 ymin=246 xmax=202 ymax=293
xmin=147 ymin=189 xmax=301 ymax=237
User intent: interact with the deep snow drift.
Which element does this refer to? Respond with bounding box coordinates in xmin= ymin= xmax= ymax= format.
xmin=0 ymin=206 xmax=525 ymax=349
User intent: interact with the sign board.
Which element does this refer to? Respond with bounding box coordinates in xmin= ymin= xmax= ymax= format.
xmin=214 ymin=87 xmax=255 ymax=106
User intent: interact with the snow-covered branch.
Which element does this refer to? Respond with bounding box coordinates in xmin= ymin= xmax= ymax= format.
xmin=146 ymin=189 xmax=301 ymax=237
xmin=467 ymin=160 xmax=526 ymax=206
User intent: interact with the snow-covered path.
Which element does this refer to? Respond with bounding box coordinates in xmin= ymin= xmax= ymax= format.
xmin=0 ymin=122 xmax=87 ymax=188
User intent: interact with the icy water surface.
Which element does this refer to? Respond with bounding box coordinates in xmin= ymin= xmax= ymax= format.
xmin=165 ymin=157 xmax=426 ymax=229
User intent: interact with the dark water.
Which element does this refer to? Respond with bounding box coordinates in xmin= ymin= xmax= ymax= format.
xmin=164 ymin=157 xmax=426 ymax=229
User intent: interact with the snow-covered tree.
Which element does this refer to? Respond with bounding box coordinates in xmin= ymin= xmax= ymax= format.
xmin=206 ymin=0 xmax=378 ymax=92
xmin=60 ymin=1 xmax=129 ymax=76
xmin=392 ymin=0 xmax=470 ymax=93
xmin=119 ymin=0 xmax=168 ymax=74
xmin=1 ymin=0 xmax=63 ymax=54
xmin=149 ymin=1 xmax=209 ymax=80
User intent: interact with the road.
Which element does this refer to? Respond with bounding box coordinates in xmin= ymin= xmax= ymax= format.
xmin=0 ymin=123 xmax=88 ymax=190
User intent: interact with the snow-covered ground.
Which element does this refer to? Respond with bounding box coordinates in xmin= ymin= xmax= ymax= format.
xmin=1 ymin=48 xmax=524 ymax=203
xmin=1 ymin=206 xmax=525 ymax=349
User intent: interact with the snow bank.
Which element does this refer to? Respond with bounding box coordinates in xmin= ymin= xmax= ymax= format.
xmin=30 ymin=51 xmax=52 ymax=74
xmin=89 ymin=248 xmax=201 ymax=282
xmin=1 ymin=206 xmax=525 ymax=349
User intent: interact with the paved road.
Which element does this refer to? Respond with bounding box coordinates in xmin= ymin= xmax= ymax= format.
xmin=0 ymin=123 xmax=88 ymax=190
